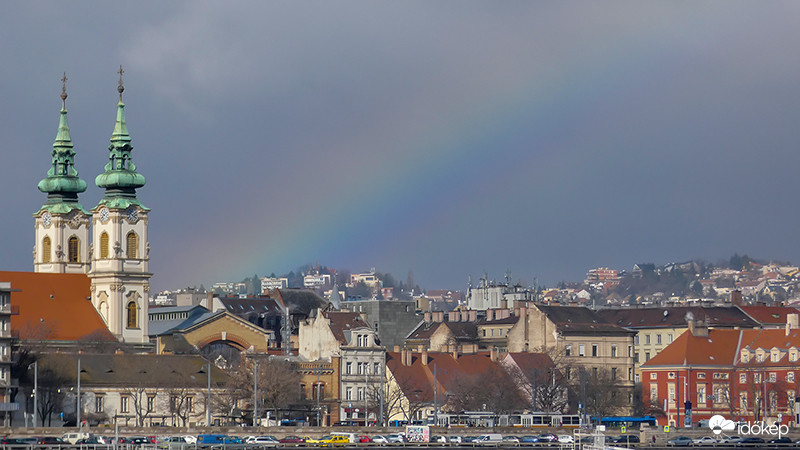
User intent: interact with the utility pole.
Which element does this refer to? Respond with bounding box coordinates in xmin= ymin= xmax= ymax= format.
xmin=32 ymin=361 xmax=38 ymax=428
xmin=253 ymin=358 xmax=259 ymax=427
xmin=206 ymin=361 xmax=211 ymax=426
xmin=76 ymin=358 xmax=81 ymax=428
xmin=433 ymin=364 xmax=438 ymax=426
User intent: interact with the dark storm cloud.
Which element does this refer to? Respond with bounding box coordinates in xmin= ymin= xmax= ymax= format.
xmin=3 ymin=2 xmax=800 ymax=291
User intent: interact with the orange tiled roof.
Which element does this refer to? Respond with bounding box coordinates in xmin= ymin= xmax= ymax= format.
xmin=1 ymin=271 xmax=115 ymax=342
xmin=643 ymin=328 xmax=741 ymax=367
xmin=739 ymin=305 xmax=800 ymax=326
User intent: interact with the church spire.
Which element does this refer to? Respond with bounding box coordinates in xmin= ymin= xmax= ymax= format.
xmin=36 ymin=73 xmax=88 ymax=214
xmin=95 ymin=66 xmax=148 ymax=210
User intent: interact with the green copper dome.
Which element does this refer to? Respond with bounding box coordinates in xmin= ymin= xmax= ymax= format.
xmin=36 ymin=80 xmax=89 ymax=216
xmin=95 ymin=80 xmax=149 ymax=211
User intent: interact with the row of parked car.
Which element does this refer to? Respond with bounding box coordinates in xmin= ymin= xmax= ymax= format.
xmin=666 ymin=434 xmax=796 ymax=446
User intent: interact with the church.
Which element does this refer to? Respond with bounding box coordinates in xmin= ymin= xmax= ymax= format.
xmin=30 ymin=71 xmax=151 ymax=345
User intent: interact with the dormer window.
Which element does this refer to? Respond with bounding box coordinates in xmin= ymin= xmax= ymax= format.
xmin=741 ymin=350 xmax=750 ymax=363
xmin=771 ymin=350 xmax=780 ymax=363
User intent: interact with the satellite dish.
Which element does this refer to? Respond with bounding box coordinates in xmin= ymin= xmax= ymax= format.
xmin=664 ymin=310 xmax=669 ymax=317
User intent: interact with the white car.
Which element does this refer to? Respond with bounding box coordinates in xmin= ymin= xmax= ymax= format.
xmin=247 ymin=436 xmax=279 ymax=446
xmin=557 ymin=435 xmax=574 ymax=444
xmin=182 ymin=436 xmax=197 ymax=445
xmin=693 ymin=436 xmax=719 ymax=445
xmin=502 ymin=436 xmax=519 ymax=443
xmin=386 ymin=434 xmax=405 ymax=443
xmin=447 ymin=435 xmax=462 ymax=443
xmin=371 ymin=435 xmax=388 ymax=444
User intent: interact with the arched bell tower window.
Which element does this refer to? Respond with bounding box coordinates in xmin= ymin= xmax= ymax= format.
xmin=126 ymin=232 xmax=138 ymax=259
xmin=126 ymin=301 xmax=138 ymax=328
xmin=42 ymin=237 xmax=51 ymax=263
xmin=100 ymin=232 xmax=109 ymax=259
xmin=68 ymin=236 xmax=79 ymax=263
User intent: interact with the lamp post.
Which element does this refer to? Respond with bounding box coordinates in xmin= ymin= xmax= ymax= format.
xmin=206 ymin=361 xmax=211 ymax=426
xmin=30 ymin=361 xmax=38 ymax=428
xmin=76 ymin=358 xmax=81 ymax=428
xmin=253 ymin=358 xmax=258 ymax=427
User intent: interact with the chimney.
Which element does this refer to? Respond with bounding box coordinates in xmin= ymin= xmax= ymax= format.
xmin=401 ymin=348 xmax=409 ymax=366
xmin=433 ymin=311 xmax=444 ymax=322
xmin=424 ymin=312 xmax=431 ymax=324
xmin=487 ymin=309 xmax=494 ymax=321
xmin=461 ymin=310 xmax=469 ymax=322
xmin=731 ymin=290 xmax=743 ymax=306
xmin=689 ymin=319 xmax=708 ymax=337
xmin=490 ymin=348 xmax=497 ymax=362
xmin=393 ymin=345 xmax=400 ymax=353
xmin=449 ymin=311 xmax=459 ymax=322
xmin=422 ymin=348 xmax=428 ymax=365
xmin=469 ymin=310 xmax=477 ymax=322
xmin=452 ymin=345 xmax=459 ymax=360
xmin=500 ymin=299 xmax=508 ymax=309
xmin=787 ymin=313 xmax=799 ymax=336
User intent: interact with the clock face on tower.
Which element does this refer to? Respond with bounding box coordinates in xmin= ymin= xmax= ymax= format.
xmin=126 ymin=207 xmax=138 ymax=223
xmin=42 ymin=211 xmax=51 ymax=227
xmin=99 ymin=207 xmax=110 ymax=223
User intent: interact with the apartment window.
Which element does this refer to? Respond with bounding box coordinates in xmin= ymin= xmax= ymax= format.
xmin=756 ymin=353 xmax=765 ymax=363
xmin=634 ymin=335 xmax=639 ymax=345
xmin=346 ymin=387 xmax=352 ymax=401
xmin=147 ymin=395 xmax=155 ymax=412
xmin=565 ymin=368 xmax=571 ymax=380
xmin=668 ymin=384 xmax=676 ymax=402
xmin=357 ymin=387 xmax=365 ymax=401
xmin=345 ymin=362 xmax=352 ymax=374
xmin=120 ymin=395 xmax=129 ymax=413
xmin=95 ymin=395 xmax=104 ymax=413
xmin=611 ymin=368 xmax=617 ymax=380
xmin=611 ymin=345 xmax=617 ymax=358
xmin=668 ymin=372 xmax=676 ymax=379
xmin=788 ymin=372 xmax=795 ymax=383
xmin=645 ymin=334 xmax=651 ymax=345
xmin=635 ymin=353 xmax=639 ymax=363
xmin=187 ymin=396 xmax=194 ymax=412
xmin=657 ymin=334 xmax=662 ymax=345
xmin=628 ymin=368 xmax=632 ymax=380
xmin=579 ymin=344 xmax=585 ymax=357
xmin=592 ymin=367 xmax=598 ymax=377
xmin=740 ymin=373 xmax=748 ymax=383
xmin=645 ymin=352 xmax=651 ymax=362
xmin=300 ymin=383 xmax=307 ymax=400
xmin=373 ymin=362 xmax=380 ymax=375
xmin=650 ymin=384 xmax=658 ymax=401
xmin=769 ymin=372 xmax=777 ymax=383
xmin=741 ymin=352 xmax=749 ymax=363
xmin=628 ymin=345 xmax=633 ymax=357
xmin=565 ymin=345 xmax=572 ymax=356
xmin=313 ymin=383 xmax=325 ymax=401
xmin=650 ymin=372 xmax=657 ymax=380
xmin=668 ymin=333 xmax=673 ymax=343
xmin=697 ymin=385 xmax=706 ymax=405
xmin=791 ymin=351 xmax=798 ymax=362
xmin=697 ymin=372 xmax=706 ymax=379
xmin=754 ymin=373 xmax=761 ymax=383
xmin=592 ymin=344 xmax=598 ymax=357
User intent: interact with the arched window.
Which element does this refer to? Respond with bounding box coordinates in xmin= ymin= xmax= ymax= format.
xmin=126 ymin=232 xmax=138 ymax=259
xmin=42 ymin=237 xmax=51 ymax=263
xmin=68 ymin=236 xmax=79 ymax=263
xmin=100 ymin=232 xmax=109 ymax=259
xmin=126 ymin=301 xmax=138 ymax=328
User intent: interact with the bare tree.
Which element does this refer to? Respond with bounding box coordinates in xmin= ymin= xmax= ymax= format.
xmin=445 ymin=366 xmax=526 ymax=413
xmin=582 ymin=368 xmax=628 ymax=417
xmin=380 ymin=371 xmax=429 ymax=423
xmin=168 ymin=388 xmax=196 ymax=427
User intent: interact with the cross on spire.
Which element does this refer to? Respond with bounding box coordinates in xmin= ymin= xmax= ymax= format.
xmin=60 ymin=72 xmax=68 ymax=107
xmin=117 ymin=65 xmax=125 ymax=101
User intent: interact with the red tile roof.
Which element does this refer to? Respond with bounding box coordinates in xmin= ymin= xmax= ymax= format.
xmin=643 ymin=329 xmax=741 ymax=367
xmin=2 ymin=271 xmax=115 ymax=342
xmin=739 ymin=306 xmax=800 ymax=326
xmin=322 ymin=311 xmax=370 ymax=344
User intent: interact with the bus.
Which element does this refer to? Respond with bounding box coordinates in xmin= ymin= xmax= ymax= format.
xmin=593 ymin=416 xmax=657 ymax=428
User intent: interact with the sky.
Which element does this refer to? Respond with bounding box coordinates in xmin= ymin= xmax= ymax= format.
xmin=3 ymin=2 xmax=800 ymax=293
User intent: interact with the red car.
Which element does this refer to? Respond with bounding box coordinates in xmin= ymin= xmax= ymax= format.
xmin=278 ymin=436 xmax=306 ymax=444
xmin=358 ymin=435 xmax=371 ymax=443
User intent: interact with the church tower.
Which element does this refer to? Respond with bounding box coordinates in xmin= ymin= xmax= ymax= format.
xmin=34 ymin=74 xmax=91 ymax=274
xmin=89 ymin=68 xmax=151 ymax=344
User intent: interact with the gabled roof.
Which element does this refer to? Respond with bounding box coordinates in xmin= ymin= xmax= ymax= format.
xmin=385 ymin=351 xmax=504 ymax=402
xmin=503 ymin=352 xmax=556 ymax=379
xmin=597 ymin=306 xmax=758 ymax=329
xmin=322 ymin=311 xmax=371 ymax=345
xmin=1 ymin=271 xmax=115 ymax=342
xmin=150 ymin=307 xmax=216 ymax=337
xmin=406 ymin=321 xmax=479 ymax=342
xmin=537 ymin=305 xmax=633 ymax=335
xmin=643 ymin=329 xmax=741 ymax=368
xmin=738 ymin=305 xmax=800 ymax=326
xmin=39 ymin=353 xmax=228 ymax=388
xmin=218 ymin=296 xmax=284 ymax=318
